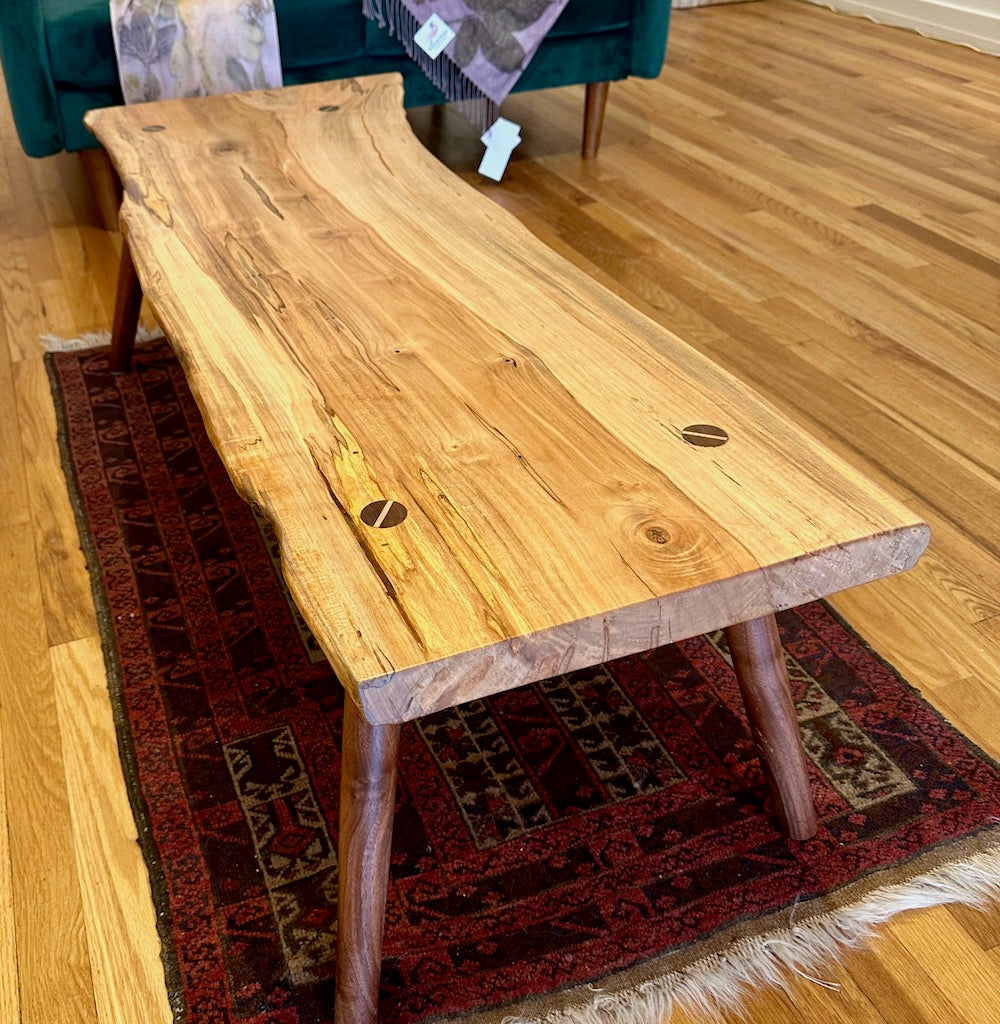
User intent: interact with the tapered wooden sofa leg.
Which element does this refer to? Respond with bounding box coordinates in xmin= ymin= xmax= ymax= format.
xmin=724 ymin=615 xmax=818 ymax=841
xmin=582 ymin=81 xmax=610 ymax=159
xmin=334 ymin=701 xmax=401 ymax=1024
xmin=110 ymin=233 xmax=143 ymax=372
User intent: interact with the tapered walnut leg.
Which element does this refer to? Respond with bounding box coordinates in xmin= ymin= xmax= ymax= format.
xmin=110 ymin=233 xmax=143 ymax=372
xmin=725 ymin=615 xmax=818 ymax=841
xmin=335 ymin=701 xmax=401 ymax=1024
xmin=80 ymin=147 xmax=123 ymax=231
xmin=582 ymin=81 xmax=610 ymax=159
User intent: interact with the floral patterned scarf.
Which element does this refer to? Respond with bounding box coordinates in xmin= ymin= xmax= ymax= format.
xmin=110 ymin=0 xmax=283 ymax=105
xmin=363 ymin=0 xmax=571 ymax=125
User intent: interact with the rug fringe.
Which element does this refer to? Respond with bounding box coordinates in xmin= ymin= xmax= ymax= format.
xmin=40 ymin=327 xmax=164 ymax=352
xmin=501 ymin=842 xmax=1000 ymax=1024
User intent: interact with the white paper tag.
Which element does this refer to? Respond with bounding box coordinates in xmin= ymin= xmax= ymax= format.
xmin=414 ymin=14 xmax=456 ymax=59
xmin=478 ymin=117 xmax=522 ymax=181
xmin=481 ymin=117 xmax=520 ymax=148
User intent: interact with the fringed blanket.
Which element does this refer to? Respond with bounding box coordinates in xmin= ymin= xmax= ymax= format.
xmin=110 ymin=0 xmax=283 ymax=104
xmin=363 ymin=0 xmax=570 ymax=125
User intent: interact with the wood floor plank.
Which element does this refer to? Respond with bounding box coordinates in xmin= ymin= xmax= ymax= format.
xmin=617 ymin=93 xmax=934 ymax=275
xmin=856 ymin=203 xmax=1000 ymax=278
xmin=946 ymin=891 xmax=1000 ymax=953
xmin=718 ymin=984 xmax=803 ymax=1023
xmin=26 ymin=150 xmax=116 ymax=335
xmin=0 ymin=311 xmax=30 ymax=530
xmin=645 ymin=58 xmax=991 ymax=228
xmin=591 ymin=142 xmax=996 ymax=396
xmin=933 ymin=676 xmax=1000 ymax=756
xmin=50 ymin=637 xmax=173 ymax=1024
xmin=975 ymin=615 xmax=1000 ymax=644
xmin=0 ymin=697 xmax=22 ymax=1024
xmin=13 ymin=356 xmax=98 ymax=647
xmin=35 ymin=279 xmax=82 ymax=342
xmin=844 ymin=929 xmax=972 ymax=1024
xmin=770 ymin=93 xmax=992 ymax=210
xmin=887 ymin=907 xmax=1000 ymax=1021
xmin=0 ymin=223 xmax=46 ymax=365
xmin=780 ymin=966 xmax=889 ymax=1024
xmin=0 ymin=170 xmax=59 ymax=307
xmin=0 ymin=523 xmax=99 ymax=1024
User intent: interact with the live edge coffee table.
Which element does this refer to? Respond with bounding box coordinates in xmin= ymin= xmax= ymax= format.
xmin=85 ymin=76 xmax=929 ymax=1024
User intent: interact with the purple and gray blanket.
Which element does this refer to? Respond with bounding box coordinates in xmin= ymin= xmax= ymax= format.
xmin=362 ymin=0 xmax=570 ymax=125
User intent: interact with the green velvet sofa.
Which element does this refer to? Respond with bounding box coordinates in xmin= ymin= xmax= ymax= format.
xmin=0 ymin=0 xmax=670 ymax=159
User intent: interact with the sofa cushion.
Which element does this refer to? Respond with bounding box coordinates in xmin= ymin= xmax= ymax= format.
xmin=42 ymin=0 xmax=365 ymax=87
xmin=42 ymin=0 xmax=117 ymax=85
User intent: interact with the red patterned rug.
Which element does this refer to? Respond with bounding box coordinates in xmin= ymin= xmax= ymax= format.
xmin=48 ymin=340 xmax=1000 ymax=1023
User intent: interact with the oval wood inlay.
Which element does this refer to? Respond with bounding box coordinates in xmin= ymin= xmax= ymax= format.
xmin=682 ymin=424 xmax=729 ymax=447
xmin=360 ymin=500 xmax=408 ymax=529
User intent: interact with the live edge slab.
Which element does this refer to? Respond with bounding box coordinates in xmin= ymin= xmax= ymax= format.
xmin=85 ymin=75 xmax=929 ymax=1024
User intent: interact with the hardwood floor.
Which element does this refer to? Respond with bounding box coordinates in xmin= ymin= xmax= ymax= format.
xmin=0 ymin=2 xmax=997 ymax=1021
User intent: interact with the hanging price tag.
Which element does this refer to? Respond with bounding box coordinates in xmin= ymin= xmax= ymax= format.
xmin=414 ymin=14 xmax=456 ymax=59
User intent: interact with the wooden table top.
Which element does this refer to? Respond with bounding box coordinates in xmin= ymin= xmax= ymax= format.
xmin=85 ymin=76 xmax=929 ymax=724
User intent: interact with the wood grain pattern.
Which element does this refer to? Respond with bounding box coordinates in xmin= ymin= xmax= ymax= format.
xmin=50 ymin=637 xmax=173 ymax=1024
xmin=0 ymin=523 xmax=98 ymax=1024
xmin=2 ymin=3 xmax=997 ymax=1022
xmin=886 ymin=907 xmax=1000 ymax=1020
xmin=724 ymin=615 xmax=817 ymax=840
xmin=0 ymin=311 xmax=29 ymax=530
xmin=0 ymin=229 xmax=45 ymax=366
xmin=0 ymin=680 xmax=20 ymax=1024
xmin=12 ymin=357 xmax=98 ymax=646
xmin=334 ymin=705 xmax=400 ymax=1024
xmin=843 ymin=931 xmax=971 ymax=1024
xmin=85 ymin=75 xmax=927 ymax=726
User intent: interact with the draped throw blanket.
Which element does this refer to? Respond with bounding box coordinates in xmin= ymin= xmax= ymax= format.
xmin=110 ymin=0 xmax=283 ymax=105
xmin=363 ymin=0 xmax=570 ymax=125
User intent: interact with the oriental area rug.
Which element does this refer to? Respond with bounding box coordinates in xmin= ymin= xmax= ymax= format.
xmin=47 ymin=339 xmax=1000 ymax=1024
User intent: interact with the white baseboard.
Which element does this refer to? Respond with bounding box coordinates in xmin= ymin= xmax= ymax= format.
xmin=797 ymin=0 xmax=1000 ymax=54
